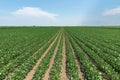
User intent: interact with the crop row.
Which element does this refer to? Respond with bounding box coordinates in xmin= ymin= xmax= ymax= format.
xmin=0 ymin=28 xmax=58 ymax=68
xmin=67 ymin=30 xmax=120 ymax=80
xmin=32 ymin=33 xmax=61 ymax=80
xmin=7 ymin=33 xmax=60 ymax=80
xmin=0 ymin=29 xmax=60 ymax=80
xmin=66 ymin=28 xmax=120 ymax=72
xmin=65 ymin=36 xmax=80 ymax=80
xmin=49 ymin=34 xmax=63 ymax=80
xmin=77 ymin=36 xmax=120 ymax=72
xmin=67 ymin=33 xmax=104 ymax=80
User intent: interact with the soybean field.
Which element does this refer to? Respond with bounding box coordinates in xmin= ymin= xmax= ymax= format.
xmin=0 ymin=27 xmax=120 ymax=80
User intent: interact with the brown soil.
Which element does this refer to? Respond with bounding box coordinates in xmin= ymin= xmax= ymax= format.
xmin=24 ymin=32 xmax=60 ymax=80
xmin=60 ymin=35 xmax=68 ymax=80
xmin=42 ymin=33 xmax=62 ymax=80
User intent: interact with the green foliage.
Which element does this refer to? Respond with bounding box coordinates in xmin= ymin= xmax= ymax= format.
xmin=66 ymin=27 xmax=120 ymax=80
xmin=0 ymin=27 xmax=59 ymax=80
xmin=0 ymin=27 xmax=120 ymax=80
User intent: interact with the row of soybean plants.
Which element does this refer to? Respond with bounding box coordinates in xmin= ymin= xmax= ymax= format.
xmin=0 ymin=28 xmax=58 ymax=65
xmin=66 ymin=32 xmax=104 ymax=80
xmin=7 ymin=33 xmax=58 ymax=80
xmin=0 ymin=27 xmax=59 ymax=80
xmin=65 ymin=27 xmax=120 ymax=54
xmin=85 ymin=27 xmax=120 ymax=53
xmin=0 ymin=27 xmax=58 ymax=67
xmin=0 ymin=31 xmax=49 ymax=68
xmin=6 ymin=31 xmax=60 ymax=80
xmin=79 ymin=36 xmax=120 ymax=72
xmin=79 ymin=28 xmax=120 ymax=58
xmin=49 ymin=33 xmax=63 ymax=80
xmin=80 ymin=27 xmax=120 ymax=58
xmin=86 ymin=36 xmax=120 ymax=58
xmin=32 ymin=33 xmax=61 ymax=80
xmin=65 ymin=35 xmax=81 ymax=80
xmin=68 ymin=28 xmax=120 ymax=73
xmin=69 ymin=29 xmax=120 ymax=72
xmin=0 ymin=29 xmax=45 ymax=79
xmin=49 ymin=33 xmax=81 ymax=80
xmin=68 ymin=31 xmax=120 ymax=80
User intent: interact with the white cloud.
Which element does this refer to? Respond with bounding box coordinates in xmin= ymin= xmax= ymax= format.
xmin=103 ymin=7 xmax=120 ymax=16
xmin=12 ymin=7 xmax=58 ymax=19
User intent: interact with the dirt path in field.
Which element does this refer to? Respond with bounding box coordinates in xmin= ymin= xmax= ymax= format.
xmin=60 ymin=35 xmax=69 ymax=80
xmin=42 ymin=33 xmax=62 ymax=80
xmin=24 ymin=32 xmax=60 ymax=80
xmin=69 ymin=40 xmax=85 ymax=80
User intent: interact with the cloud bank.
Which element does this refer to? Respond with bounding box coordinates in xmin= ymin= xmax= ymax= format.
xmin=12 ymin=7 xmax=58 ymax=19
xmin=103 ymin=7 xmax=120 ymax=16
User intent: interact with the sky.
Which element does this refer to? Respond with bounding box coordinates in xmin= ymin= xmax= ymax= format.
xmin=0 ymin=0 xmax=120 ymax=26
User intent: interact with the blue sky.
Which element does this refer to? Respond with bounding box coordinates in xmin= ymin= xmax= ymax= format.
xmin=0 ymin=0 xmax=120 ymax=26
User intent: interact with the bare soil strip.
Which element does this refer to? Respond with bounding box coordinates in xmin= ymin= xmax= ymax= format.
xmin=24 ymin=32 xmax=60 ymax=80
xmin=42 ymin=33 xmax=62 ymax=80
xmin=60 ymin=35 xmax=68 ymax=80
xmin=69 ymin=40 xmax=85 ymax=80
